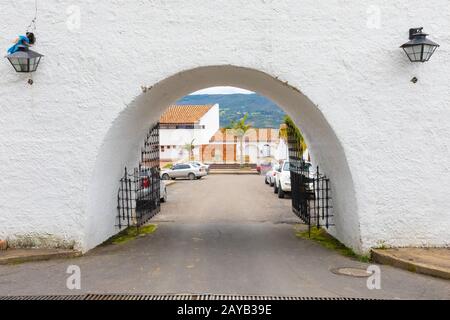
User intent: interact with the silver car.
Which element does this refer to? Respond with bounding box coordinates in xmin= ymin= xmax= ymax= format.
xmin=187 ymin=161 xmax=210 ymax=173
xmin=161 ymin=163 xmax=207 ymax=180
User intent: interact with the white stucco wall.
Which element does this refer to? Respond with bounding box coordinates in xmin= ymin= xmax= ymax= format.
xmin=160 ymin=128 xmax=204 ymax=147
xmin=198 ymin=104 xmax=220 ymax=143
xmin=160 ymin=104 xmax=219 ymax=147
xmin=1 ymin=1 xmax=449 ymax=253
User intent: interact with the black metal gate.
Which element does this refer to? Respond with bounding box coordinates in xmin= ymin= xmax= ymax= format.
xmin=117 ymin=124 xmax=161 ymax=229
xmin=287 ymin=123 xmax=334 ymax=232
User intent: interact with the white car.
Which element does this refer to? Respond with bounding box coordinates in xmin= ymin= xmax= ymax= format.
xmin=274 ymin=161 xmax=291 ymax=198
xmin=161 ymin=163 xmax=207 ymax=180
xmin=265 ymin=163 xmax=280 ymax=187
xmin=187 ymin=161 xmax=210 ymax=173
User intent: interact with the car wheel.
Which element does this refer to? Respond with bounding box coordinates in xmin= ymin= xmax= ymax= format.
xmin=265 ymin=177 xmax=269 ymax=185
xmin=278 ymin=184 xmax=285 ymax=199
xmin=161 ymin=188 xmax=167 ymax=203
xmin=274 ymin=182 xmax=279 ymax=194
xmin=162 ymin=174 xmax=170 ymax=180
xmin=188 ymin=173 xmax=196 ymax=180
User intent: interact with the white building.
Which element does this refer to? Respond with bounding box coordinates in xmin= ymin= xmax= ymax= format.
xmin=159 ymin=104 xmax=219 ymax=163
xmin=1 ymin=1 xmax=449 ymax=254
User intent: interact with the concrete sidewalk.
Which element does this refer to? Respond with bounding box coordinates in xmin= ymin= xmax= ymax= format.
xmin=372 ymin=248 xmax=450 ymax=280
xmin=0 ymin=249 xmax=81 ymax=265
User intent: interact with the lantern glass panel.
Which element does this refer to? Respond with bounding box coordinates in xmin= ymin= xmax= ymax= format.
xmin=403 ymin=45 xmax=427 ymax=62
xmin=412 ymin=45 xmax=423 ymax=62
xmin=35 ymin=57 xmax=41 ymax=71
xmin=8 ymin=57 xmax=20 ymax=67
xmin=29 ymin=57 xmax=36 ymax=72
xmin=9 ymin=58 xmax=23 ymax=72
xmin=403 ymin=46 xmax=414 ymax=61
xmin=422 ymin=44 xmax=437 ymax=61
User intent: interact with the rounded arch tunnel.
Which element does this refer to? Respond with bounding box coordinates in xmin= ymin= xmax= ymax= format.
xmin=85 ymin=65 xmax=361 ymax=253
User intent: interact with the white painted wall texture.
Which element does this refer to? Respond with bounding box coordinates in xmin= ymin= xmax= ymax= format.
xmin=1 ymin=1 xmax=449 ymax=253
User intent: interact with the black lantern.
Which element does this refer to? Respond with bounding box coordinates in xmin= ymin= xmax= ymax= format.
xmin=6 ymin=45 xmax=43 ymax=73
xmin=401 ymin=28 xmax=439 ymax=63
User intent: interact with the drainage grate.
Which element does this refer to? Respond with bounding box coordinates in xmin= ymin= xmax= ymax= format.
xmin=0 ymin=294 xmax=369 ymax=301
xmin=0 ymin=295 xmax=85 ymax=301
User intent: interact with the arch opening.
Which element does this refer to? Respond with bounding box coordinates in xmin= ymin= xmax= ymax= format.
xmin=85 ymin=65 xmax=360 ymax=253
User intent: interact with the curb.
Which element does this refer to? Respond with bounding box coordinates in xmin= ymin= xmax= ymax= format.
xmin=0 ymin=249 xmax=82 ymax=265
xmin=371 ymin=249 xmax=450 ymax=280
xmin=209 ymin=170 xmax=259 ymax=175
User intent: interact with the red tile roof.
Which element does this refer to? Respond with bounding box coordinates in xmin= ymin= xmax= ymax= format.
xmin=160 ymin=105 xmax=214 ymax=124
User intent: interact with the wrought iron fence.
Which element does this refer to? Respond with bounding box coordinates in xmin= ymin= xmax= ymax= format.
xmin=141 ymin=123 xmax=160 ymax=169
xmin=117 ymin=124 xmax=161 ymax=230
xmin=310 ymin=166 xmax=333 ymax=230
xmin=117 ymin=166 xmax=161 ymax=229
xmin=287 ymin=121 xmax=334 ymax=233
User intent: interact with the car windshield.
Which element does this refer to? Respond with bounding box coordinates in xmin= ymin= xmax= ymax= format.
xmin=283 ymin=162 xmax=290 ymax=171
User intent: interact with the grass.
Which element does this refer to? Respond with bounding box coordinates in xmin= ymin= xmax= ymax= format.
xmin=105 ymin=224 xmax=158 ymax=245
xmin=296 ymin=226 xmax=371 ymax=263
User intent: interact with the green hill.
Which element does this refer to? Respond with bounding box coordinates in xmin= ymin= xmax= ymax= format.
xmin=176 ymin=93 xmax=286 ymax=128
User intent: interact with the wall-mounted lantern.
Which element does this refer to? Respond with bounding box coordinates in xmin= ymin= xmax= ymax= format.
xmin=5 ymin=45 xmax=43 ymax=73
xmin=401 ymin=28 xmax=439 ymax=63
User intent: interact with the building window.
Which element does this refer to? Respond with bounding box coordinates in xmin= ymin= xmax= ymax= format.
xmin=263 ymin=144 xmax=271 ymax=157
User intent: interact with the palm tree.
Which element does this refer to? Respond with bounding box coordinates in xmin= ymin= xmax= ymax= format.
xmin=229 ymin=113 xmax=252 ymax=167
xmin=184 ymin=139 xmax=196 ymax=161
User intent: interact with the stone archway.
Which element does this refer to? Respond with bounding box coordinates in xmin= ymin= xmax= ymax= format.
xmin=85 ymin=65 xmax=360 ymax=253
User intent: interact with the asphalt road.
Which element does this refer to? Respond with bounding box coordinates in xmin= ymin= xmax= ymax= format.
xmin=0 ymin=175 xmax=449 ymax=299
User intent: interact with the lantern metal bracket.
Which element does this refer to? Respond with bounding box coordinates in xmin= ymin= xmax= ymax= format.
xmin=409 ymin=27 xmax=424 ymax=40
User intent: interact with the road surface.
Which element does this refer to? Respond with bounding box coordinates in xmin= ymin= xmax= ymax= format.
xmin=0 ymin=175 xmax=448 ymax=299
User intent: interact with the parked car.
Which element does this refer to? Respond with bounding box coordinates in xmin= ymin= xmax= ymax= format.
xmin=274 ymin=161 xmax=291 ymax=198
xmin=265 ymin=163 xmax=280 ymax=187
xmin=137 ymin=170 xmax=168 ymax=210
xmin=274 ymin=161 xmax=313 ymax=198
xmin=187 ymin=161 xmax=210 ymax=173
xmin=257 ymin=161 xmax=272 ymax=174
xmin=161 ymin=163 xmax=207 ymax=180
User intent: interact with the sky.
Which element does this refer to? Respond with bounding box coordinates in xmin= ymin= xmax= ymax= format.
xmin=190 ymin=86 xmax=254 ymax=95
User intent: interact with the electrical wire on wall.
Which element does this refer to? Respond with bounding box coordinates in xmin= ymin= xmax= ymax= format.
xmin=26 ymin=0 xmax=38 ymax=33
xmin=26 ymin=0 xmax=38 ymax=85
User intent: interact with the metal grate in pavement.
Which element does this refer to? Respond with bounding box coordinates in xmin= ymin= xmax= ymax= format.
xmin=0 ymin=295 xmax=85 ymax=301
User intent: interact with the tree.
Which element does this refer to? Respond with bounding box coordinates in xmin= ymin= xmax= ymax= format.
xmin=282 ymin=116 xmax=307 ymax=157
xmin=229 ymin=113 xmax=252 ymax=167
xmin=184 ymin=139 xmax=196 ymax=161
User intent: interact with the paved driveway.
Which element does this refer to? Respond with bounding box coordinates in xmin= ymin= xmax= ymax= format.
xmin=0 ymin=175 xmax=449 ymax=299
